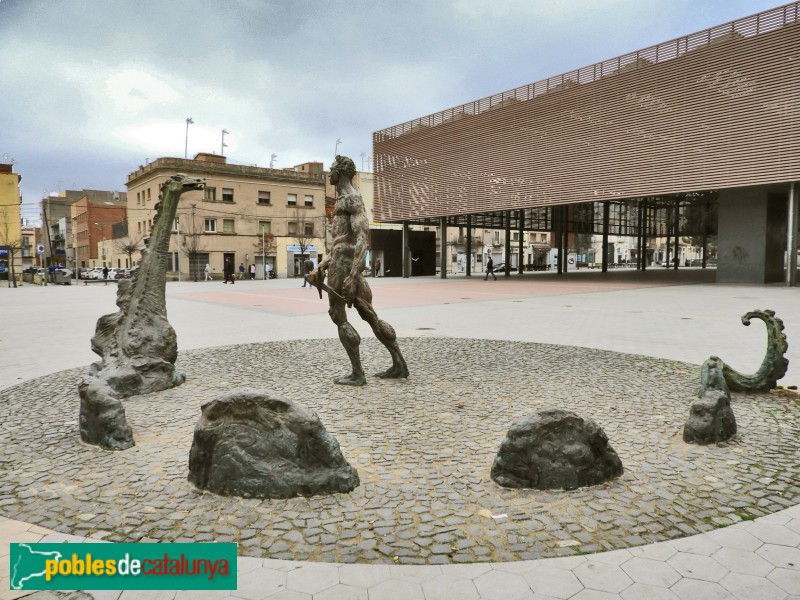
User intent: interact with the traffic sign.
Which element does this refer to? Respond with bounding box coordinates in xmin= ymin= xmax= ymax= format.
xmin=37 ymin=244 xmax=45 ymax=254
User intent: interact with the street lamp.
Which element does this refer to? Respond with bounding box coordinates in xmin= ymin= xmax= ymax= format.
xmin=221 ymin=128 xmax=229 ymax=156
xmin=184 ymin=117 xmax=194 ymax=159
xmin=335 ymin=138 xmax=342 ymax=156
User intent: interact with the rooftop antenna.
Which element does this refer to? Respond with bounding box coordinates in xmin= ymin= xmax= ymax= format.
xmin=221 ymin=129 xmax=229 ymax=156
xmin=185 ymin=117 xmax=194 ymax=158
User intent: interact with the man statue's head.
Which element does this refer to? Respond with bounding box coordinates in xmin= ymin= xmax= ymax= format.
xmin=330 ymin=155 xmax=356 ymax=184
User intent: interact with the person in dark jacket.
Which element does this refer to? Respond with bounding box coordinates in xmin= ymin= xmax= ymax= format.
xmin=224 ymin=258 xmax=235 ymax=284
xmin=301 ymin=257 xmax=314 ymax=287
xmin=484 ymin=256 xmax=497 ymax=281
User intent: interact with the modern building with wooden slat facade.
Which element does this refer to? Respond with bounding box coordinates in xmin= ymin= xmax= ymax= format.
xmin=373 ymin=2 xmax=800 ymax=285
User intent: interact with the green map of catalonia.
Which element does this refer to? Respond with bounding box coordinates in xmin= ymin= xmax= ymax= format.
xmin=10 ymin=544 xmax=63 ymax=590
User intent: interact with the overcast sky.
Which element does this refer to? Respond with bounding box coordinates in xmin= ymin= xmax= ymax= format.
xmin=0 ymin=0 xmax=781 ymax=224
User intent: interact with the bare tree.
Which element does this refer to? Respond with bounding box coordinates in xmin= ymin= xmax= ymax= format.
xmin=113 ymin=234 xmax=144 ymax=268
xmin=253 ymin=230 xmax=276 ymax=260
xmin=180 ymin=208 xmax=206 ymax=281
xmin=0 ymin=207 xmax=22 ymax=288
xmin=289 ymin=208 xmax=316 ymax=260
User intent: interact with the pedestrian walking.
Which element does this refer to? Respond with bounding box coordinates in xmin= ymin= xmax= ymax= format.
xmin=374 ymin=258 xmax=381 ymax=277
xmin=102 ymin=265 xmax=109 ymax=280
xmin=204 ymin=263 xmax=211 ymax=281
xmin=301 ymin=257 xmax=314 ymax=287
xmin=224 ymin=258 xmax=235 ymax=284
xmin=238 ymin=262 xmax=246 ymax=280
xmin=484 ymin=256 xmax=497 ymax=280
xmin=264 ymin=262 xmax=272 ymax=280
xmin=249 ymin=264 xmax=256 ymax=280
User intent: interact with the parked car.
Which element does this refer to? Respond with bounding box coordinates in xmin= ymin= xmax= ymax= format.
xmin=86 ymin=267 xmax=104 ymax=279
xmin=106 ymin=269 xmax=120 ymax=280
xmin=492 ymin=263 xmax=517 ymax=273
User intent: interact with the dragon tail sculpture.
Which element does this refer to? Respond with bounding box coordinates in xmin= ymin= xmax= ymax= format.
xmin=700 ymin=309 xmax=789 ymax=396
xmin=722 ymin=310 xmax=789 ymax=393
xmin=80 ymin=174 xmax=203 ymax=450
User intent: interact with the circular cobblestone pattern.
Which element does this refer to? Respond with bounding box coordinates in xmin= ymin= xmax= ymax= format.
xmin=1 ymin=338 xmax=798 ymax=565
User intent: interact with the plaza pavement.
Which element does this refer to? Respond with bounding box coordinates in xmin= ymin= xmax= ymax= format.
xmin=1 ymin=269 xmax=798 ymax=599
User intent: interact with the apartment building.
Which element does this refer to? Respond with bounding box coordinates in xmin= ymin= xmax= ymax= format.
xmin=70 ymin=191 xmax=128 ymax=270
xmin=0 ymin=161 xmax=22 ymax=278
xmin=19 ymin=226 xmax=40 ymax=270
xmin=125 ymin=153 xmax=326 ymax=279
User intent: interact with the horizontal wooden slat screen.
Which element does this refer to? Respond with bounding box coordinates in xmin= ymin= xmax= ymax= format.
xmin=373 ymin=3 xmax=800 ymax=222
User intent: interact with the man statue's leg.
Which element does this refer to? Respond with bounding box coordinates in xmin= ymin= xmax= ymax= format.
xmin=354 ymin=295 xmax=409 ymax=379
xmin=329 ymin=301 xmax=366 ymax=386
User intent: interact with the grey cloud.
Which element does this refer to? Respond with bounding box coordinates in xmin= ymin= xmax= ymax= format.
xmin=0 ymin=0 xmax=780 ymax=212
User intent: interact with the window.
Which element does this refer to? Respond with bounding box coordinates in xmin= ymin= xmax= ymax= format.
xmin=493 ymin=231 xmax=500 ymax=245
xmin=204 ymin=187 xmax=216 ymax=202
xmin=304 ymin=194 xmax=313 ymax=207
xmin=304 ymin=222 xmax=314 ymax=236
xmin=136 ymin=192 xmax=141 ymax=205
xmin=288 ymin=221 xmax=297 ymax=235
xmin=204 ymin=219 xmax=217 ymax=233
xmin=223 ymin=219 xmax=235 ymax=234
xmin=512 ymin=232 xmax=519 ymax=242
xmin=258 ymin=191 xmax=271 ymax=205
xmin=173 ymin=218 xmax=179 ymax=232
xmin=147 ymin=188 xmax=151 ymax=201
xmin=222 ymin=188 xmax=234 ymax=203
xmin=287 ymin=193 xmax=297 ymax=206
xmin=137 ymin=222 xmax=142 ymax=233
xmin=258 ymin=221 xmax=271 ymax=234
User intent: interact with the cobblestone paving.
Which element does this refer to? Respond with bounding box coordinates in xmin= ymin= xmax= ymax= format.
xmin=0 ymin=338 xmax=798 ymax=566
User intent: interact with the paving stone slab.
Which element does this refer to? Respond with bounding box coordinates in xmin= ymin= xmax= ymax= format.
xmin=0 ymin=338 xmax=798 ymax=565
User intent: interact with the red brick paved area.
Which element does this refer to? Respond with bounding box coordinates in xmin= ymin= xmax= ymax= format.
xmin=172 ymin=270 xmax=715 ymax=316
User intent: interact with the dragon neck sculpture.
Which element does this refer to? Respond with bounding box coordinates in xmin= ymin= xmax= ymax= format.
xmin=89 ymin=173 xmax=204 ymax=397
xmin=700 ymin=309 xmax=789 ymax=396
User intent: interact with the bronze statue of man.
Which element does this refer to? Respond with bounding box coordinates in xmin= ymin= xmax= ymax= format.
xmin=307 ymin=155 xmax=409 ymax=386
